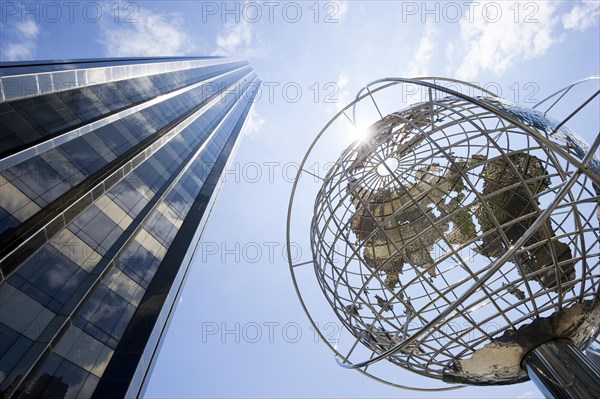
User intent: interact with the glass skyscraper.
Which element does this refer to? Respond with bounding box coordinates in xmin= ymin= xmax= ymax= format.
xmin=0 ymin=57 xmax=260 ymax=398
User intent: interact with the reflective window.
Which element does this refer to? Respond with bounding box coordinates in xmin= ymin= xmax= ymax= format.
xmin=0 ymin=206 xmax=20 ymax=234
xmin=22 ymin=353 xmax=99 ymax=399
xmin=0 ymin=323 xmax=33 ymax=383
xmin=116 ymin=241 xmax=160 ymax=288
xmin=39 ymin=149 xmax=86 ymax=186
xmin=78 ymin=286 xmax=135 ymax=343
xmin=71 ymin=208 xmax=123 ymax=255
xmin=164 ymin=190 xmax=192 ymax=219
xmin=2 ymin=156 xmax=72 ymax=206
xmin=54 ymin=326 xmax=114 ymax=377
xmin=107 ymin=180 xmax=148 ymax=216
xmin=134 ymin=162 xmax=164 ymax=190
xmin=0 ymin=283 xmax=55 ymax=340
xmin=11 ymin=245 xmax=87 ymax=311
xmin=145 ymin=213 xmax=176 ymax=246
xmin=95 ymin=120 xmax=135 ymax=156
xmin=59 ymin=138 xmax=104 ymax=175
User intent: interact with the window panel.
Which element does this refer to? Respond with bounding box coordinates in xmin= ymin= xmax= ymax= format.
xmin=22 ymin=353 xmax=98 ymax=399
xmin=0 ymin=206 xmax=20 ymax=235
xmin=0 ymin=283 xmax=55 ymax=341
xmin=134 ymin=163 xmax=162 ymax=190
xmin=74 ymin=209 xmax=122 ymax=254
xmin=59 ymin=138 xmax=105 ymax=175
xmin=82 ymin=288 xmax=129 ymax=339
xmin=95 ymin=195 xmax=133 ymax=230
xmin=54 ymin=326 xmax=114 ymax=377
xmin=94 ymin=121 xmax=133 ymax=156
xmin=107 ymin=180 xmax=147 ymax=216
xmin=103 ymin=268 xmax=143 ymax=306
xmin=13 ymin=245 xmax=88 ymax=310
xmin=18 ymin=98 xmax=66 ymax=134
xmin=82 ymin=134 xmax=117 ymax=164
xmin=0 ymin=323 xmax=33 ymax=382
xmin=39 ymin=149 xmax=86 ymax=187
xmin=49 ymin=229 xmax=101 ymax=272
xmin=146 ymin=213 xmax=176 ymax=246
xmin=3 ymin=156 xmax=71 ymax=206
xmin=0 ymin=181 xmax=41 ymax=221
xmin=70 ymin=205 xmax=101 ymax=232
xmin=116 ymin=241 xmax=160 ymax=288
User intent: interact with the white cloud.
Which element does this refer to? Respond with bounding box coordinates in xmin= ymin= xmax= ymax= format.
xmin=562 ymin=0 xmax=600 ymax=31
xmin=335 ymin=73 xmax=351 ymax=112
xmin=1 ymin=20 xmax=39 ymax=61
xmin=337 ymin=73 xmax=350 ymax=89
xmin=242 ymin=107 xmax=266 ymax=138
xmin=99 ymin=10 xmax=196 ymax=56
xmin=407 ymin=23 xmax=438 ymax=77
xmin=213 ymin=21 xmax=253 ymax=56
xmin=212 ymin=21 xmax=264 ymax=58
xmin=335 ymin=1 xmax=349 ymax=22
xmin=451 ymin=2 xmax=561 ymax=80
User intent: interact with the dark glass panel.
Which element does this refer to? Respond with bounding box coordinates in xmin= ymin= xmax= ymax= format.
xmin=0 ymin=207 xmax=21 ymax=234
xmin=75 ymin=210 xmax=122 ymax=254
xmin=17 ymin=95 xmax=70 ymax=134
xmin=93 ymin=120 xmax=135 ymax=156
xmin=106 ymin=181 xmax=145 ymax=215
xmin=58 ymin=137 xmax=104 ymax=175
xmin=93 ymin=82 xmax=130 ymax=111
xmin=70 ymin=205 xmax=101 ymax=232
xmin=22 ymin=353 xmax=98 ymax=399
xmin=153 ymin=149 xmax=178 ymax=174
xmin=79 ymin=286 xmax=130 ymax=339
xmin=145 ymin=213 xmax=175 ymax=246
xmin=134 ymin=163 xmax=163 ymax=191
xmin=0 ymin=324 xmax=33 ymax=381
xmin=116 ymin=241 xmax=160 ymax=289
xmin=119 ymin=113 xmax=154 ymax=141
xmin=3 ymin=156 xmax=71 ymax=206
xmin=165 ymin=190 xmax=193 ymax=219
xmin=13 ymin=245 xmax=87 ymax=309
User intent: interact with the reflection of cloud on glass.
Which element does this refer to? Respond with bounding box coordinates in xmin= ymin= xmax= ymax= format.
xmin=108 ymin=179 xmax=149 ymax=216
xmin=46 ymin=265 xmax=76 ymax=290
xmin=92 ymin=291 xmax=124 ymax=327
xmin=104 ymin=268 xmax=143 ymax=306
xmin=117 ymin=241 xmax=160 ymax=286
xmin=40 ymin=248 xmax=83 ymax=292
xmin=50 ymin=229 xmax=101 ymax=272
xmin=65 ymin=328 xmax=114 ymax=377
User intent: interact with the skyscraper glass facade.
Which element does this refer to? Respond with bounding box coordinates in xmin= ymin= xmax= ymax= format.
xmin=0 ymin=57 xmax=260 ymax=398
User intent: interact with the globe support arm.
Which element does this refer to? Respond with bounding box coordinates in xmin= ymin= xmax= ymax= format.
xmin=522 ymin=339 xmax=600 ymax=399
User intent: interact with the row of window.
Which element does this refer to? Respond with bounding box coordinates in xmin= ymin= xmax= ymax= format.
xmin=0 ymin=67 xmax=252 ymax=234
xmin=0 ymin=62 xmax=246 ymax=156
xmin=0 ymin=75 xmax=259 ymax=395
xmin=20 ymin=79 xmax=259 ymax=396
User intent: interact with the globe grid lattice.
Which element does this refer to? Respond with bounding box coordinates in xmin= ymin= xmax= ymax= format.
xmin=289 ymin=78 xmax=600 ymax=389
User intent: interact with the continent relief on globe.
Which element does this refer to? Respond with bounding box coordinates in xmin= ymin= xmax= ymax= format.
xmin=348 ymin=152 xmax=575 ymax=295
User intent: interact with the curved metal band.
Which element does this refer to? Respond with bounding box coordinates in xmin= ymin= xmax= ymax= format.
xmin=286 ymin=76 xmax=599 ymax=389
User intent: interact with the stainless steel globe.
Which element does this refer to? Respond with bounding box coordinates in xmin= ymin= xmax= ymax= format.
xmin=288 ymin=77 xmax=600 ymax=392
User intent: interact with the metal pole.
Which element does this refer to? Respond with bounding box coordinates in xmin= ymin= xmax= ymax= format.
xmin=522 ymin=339 xmax=600 ymax=399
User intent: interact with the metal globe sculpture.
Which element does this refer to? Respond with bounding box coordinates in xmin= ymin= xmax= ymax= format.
xmin=288 ymin=77 xmax=600 ymax=394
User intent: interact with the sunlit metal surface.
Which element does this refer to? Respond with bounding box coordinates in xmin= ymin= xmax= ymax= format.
xmin=287 ymin=77 xmax=600 ymax=390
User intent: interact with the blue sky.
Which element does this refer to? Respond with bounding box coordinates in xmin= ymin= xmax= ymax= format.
xmin=1 ymin=1 xmax=599 ymax=398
